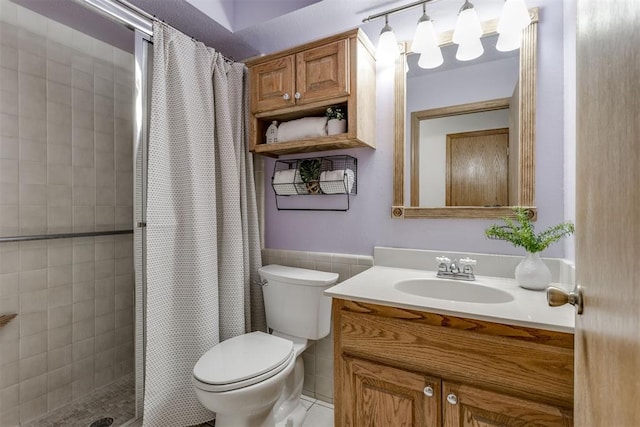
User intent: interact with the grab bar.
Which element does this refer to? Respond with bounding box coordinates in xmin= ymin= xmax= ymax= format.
xmin=0 ymin=229 xmax=133 ymax=243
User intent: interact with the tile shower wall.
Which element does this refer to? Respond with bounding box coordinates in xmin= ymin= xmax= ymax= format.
xmin=261 ymin=248 xmax=373 ymax=404
xmin=0 ymin=2 xmax=134 ymax=425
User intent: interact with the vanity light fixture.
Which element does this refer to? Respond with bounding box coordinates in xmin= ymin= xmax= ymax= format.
xmin=362 ymin=0 xmax=529 ymax=67
xmin=453 ymin=0 xmax=483 ymax=61
xmin=496 ymin=0 xmax=532 ymax=51
xmin=455 ymin=36 xmax=484 ymax=61
xmin=412 ymin=4 xmax=443 ymax=69
xmin=376 ymin=15 xmax=400 ymax=65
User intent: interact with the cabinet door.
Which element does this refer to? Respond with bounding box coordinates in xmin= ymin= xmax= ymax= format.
xmin=295 ymin=39 xmax=349 ymax=105
xmin=343 ymin=357 xmax=440 ymax=427
xmin=442 ymin=382 xmax=573 ymax=427
xmin=250 ymin=56 xmax=295 ymax=113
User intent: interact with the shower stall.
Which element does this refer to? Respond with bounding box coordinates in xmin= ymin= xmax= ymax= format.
xmin=0 ymin=0 xmax=151 ymax=424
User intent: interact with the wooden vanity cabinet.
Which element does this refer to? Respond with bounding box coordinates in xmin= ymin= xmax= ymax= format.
xmin=442 ymin=382 xmax=573 ymax=426
xmin=333 ymin=299 xmax=574 ymax=427
xmin=345 ymin=356 xmax=442 ymax=426
xmin=246 ymin=29 xmax=376 ymax=157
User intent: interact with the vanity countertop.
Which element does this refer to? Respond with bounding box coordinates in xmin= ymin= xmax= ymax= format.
xmin=325 ymin=266 xmax=575 ymax=333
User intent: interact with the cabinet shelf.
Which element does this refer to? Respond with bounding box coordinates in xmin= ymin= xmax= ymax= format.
xmin=255 ymin=134 xmax=368 ymax=157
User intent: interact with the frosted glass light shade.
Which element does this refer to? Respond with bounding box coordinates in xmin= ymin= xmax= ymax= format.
xmin=496 ymin=30 xmax=522 ymax=51
xmin=456 ymin=37 xmax=484 ymax=61
xmin=377 ymin=24 xmax=399 ymax=65
xmin=497 ymin=0 xmax=531 ymax=34
xmin=453 ymin=6 xmax=482 ymax=44
xmin=412 ymin=17 xmax=438 ymax=54
xmin=418 ymin=46 xmax=444 ymax=69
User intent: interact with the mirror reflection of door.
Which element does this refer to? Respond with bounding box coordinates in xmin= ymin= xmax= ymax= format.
xmin=446 ymin=128 xmax=509 ymax=206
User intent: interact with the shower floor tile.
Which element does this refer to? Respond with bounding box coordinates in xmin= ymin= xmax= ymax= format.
xmin=24 ymin=374 xmax=135 ymax=427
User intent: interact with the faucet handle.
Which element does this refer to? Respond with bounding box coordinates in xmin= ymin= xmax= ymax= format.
xmin=460 ymin=257 xmax=476 ymax=275
xmin=436 ymin=256 xmax=450 ymax=273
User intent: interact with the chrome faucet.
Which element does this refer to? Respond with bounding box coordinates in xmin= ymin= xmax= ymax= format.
xmin=436 ymin=256 xmax=476 ymax=281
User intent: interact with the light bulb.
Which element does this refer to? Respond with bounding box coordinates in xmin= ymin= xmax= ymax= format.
xmin=496 ymin=30 xmax=522 ymax=52
xmin=418 ymin=45 xmax=444 ymax=69
xmin=456 ymin=37 xmax=484 ymax=61
xmin=453 ymin=1 xmax=482 ymax=45
xmin=497 ymin=0 xmax=531 ymax=34
xmin=377 ymin=18 xmax=399 ymax=65
xmin=412 ymin=7 xmax=437 ymax=53
xmin=412 ymin=17 xmax=440 ymax=54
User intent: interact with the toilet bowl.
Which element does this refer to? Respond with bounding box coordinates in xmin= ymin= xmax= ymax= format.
xmin=192 ymin=265 xmax=338 ymax=427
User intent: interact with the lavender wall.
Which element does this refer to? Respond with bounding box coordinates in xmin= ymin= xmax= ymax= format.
xmin=563 ymin=0 xmax=576 ymax=263
xmin=264 ymin=0 xmax=567 ymax=258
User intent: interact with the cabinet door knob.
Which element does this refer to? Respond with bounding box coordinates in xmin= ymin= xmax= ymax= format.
xmin=423 ymin=386 xmax=434 ymax=397
xmin=283 ymin=93 xmax=290 ymax=100
xmin=294 ymin=91 xmax=301 ymax=99
xmin=446 ymin=393 xmax=458 ymax=405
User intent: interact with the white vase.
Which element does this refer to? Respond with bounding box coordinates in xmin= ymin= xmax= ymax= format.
xmin=327 ymin=118 xmax=347 ymax=135
xmin=515 ymin=252 xmax=552 ymax=291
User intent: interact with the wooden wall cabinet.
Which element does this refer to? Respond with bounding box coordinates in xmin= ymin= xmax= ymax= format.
xmin=333 ymin=299 xmax=574 ymax=427
xmin=250 ymin=39 xmax=349 ymax=113
xmin=246 ymin=29 xmax=376 ymax=157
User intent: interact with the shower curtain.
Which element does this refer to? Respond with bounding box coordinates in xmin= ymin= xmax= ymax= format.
xmin=143 ymin=22 xmax=265 ymax=426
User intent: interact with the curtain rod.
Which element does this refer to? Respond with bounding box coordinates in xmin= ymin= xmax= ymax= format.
xmin=78 ymin=0 xmax=236 ymax=62
xmin=362 ymin=0 xmax=437 ymax=23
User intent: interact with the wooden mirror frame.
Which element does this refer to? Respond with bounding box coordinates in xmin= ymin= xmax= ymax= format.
xmin=392 ymin=9 xmax=538 ymax=219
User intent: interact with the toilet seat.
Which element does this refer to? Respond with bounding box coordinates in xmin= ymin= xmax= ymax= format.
xmin=193 ymin=331 xmax=294 ymax=393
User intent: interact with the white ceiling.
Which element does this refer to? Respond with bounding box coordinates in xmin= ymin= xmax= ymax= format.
xmin=11 ymin=0 xmax=518 ymax=61
xmin=178 ymin=0 xmax=511 ymax=60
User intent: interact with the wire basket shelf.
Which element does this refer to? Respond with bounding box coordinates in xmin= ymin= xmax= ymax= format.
xmin=271 ymin=155 xmax=357 ymax=211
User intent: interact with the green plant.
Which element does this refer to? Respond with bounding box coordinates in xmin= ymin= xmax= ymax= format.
xmin=325 ymin=106 xmax=345 ymax=121
xmin=485 ymin=208 xmax=575 ymax=253
xmin=299 ymin=159 xmax=321 ymax=183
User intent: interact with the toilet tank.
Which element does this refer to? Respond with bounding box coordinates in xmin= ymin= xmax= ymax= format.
xmin=258 ymin=265 xmax=338 ymax=340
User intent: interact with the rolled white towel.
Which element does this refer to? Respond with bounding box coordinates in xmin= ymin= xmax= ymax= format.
xmin=272 ymin=169 xmax=307 ymax=195
xmin=277 ymin=117 xmax=328 ymax=142
xmin=319 ymin=169 xmax=355 ymax=194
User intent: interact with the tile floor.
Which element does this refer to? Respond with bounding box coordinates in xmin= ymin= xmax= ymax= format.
xmin=126 ymin=394 xmax=333 ymax=427
xmin=24 ymin=375 xmax=135 ymax=427
xmin=21 ymin=377 xmax=333 ymax=427
xmin=299 ymin=395 xmax=334 ymax=427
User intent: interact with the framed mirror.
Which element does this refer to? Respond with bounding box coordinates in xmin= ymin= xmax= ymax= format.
xmin=392 ymin=9 xmax=538 ymax=219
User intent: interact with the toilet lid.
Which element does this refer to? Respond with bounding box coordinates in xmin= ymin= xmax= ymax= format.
xmin=193 ymin=331 xmax=294 ymax=386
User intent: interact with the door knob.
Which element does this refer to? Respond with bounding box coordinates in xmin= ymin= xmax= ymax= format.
xmin=283 ymin=93 xmax=290 ymax=100
xmin=547 ymin=285 xmax=583 ymax=315
xmin=294 ymin=91 xmax=301 ymax=99
xmin=446 ymin=393 xmax=458 ymax=405
xmin=423 ymin=386 xmax=434 ymax=397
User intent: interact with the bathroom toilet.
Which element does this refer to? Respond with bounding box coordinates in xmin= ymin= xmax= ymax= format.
xmin=192 ymin=264 xmax=339 ymax=427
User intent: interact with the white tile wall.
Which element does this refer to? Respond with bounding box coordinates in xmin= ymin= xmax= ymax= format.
xmin=261 ymin=248 xmax=373 ymax=404
xmin=0 ymin=1 xmax=135 ymax=424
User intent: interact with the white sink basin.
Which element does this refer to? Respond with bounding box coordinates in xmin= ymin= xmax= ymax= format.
xmin=393 ymin=278 xmax=514 ymax=304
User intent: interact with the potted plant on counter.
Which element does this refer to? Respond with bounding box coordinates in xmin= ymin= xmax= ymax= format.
xmin=485 ymin=208 xmax=575 ymax=290
xmin=326 ymin=105 xmax=346 ymax=135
